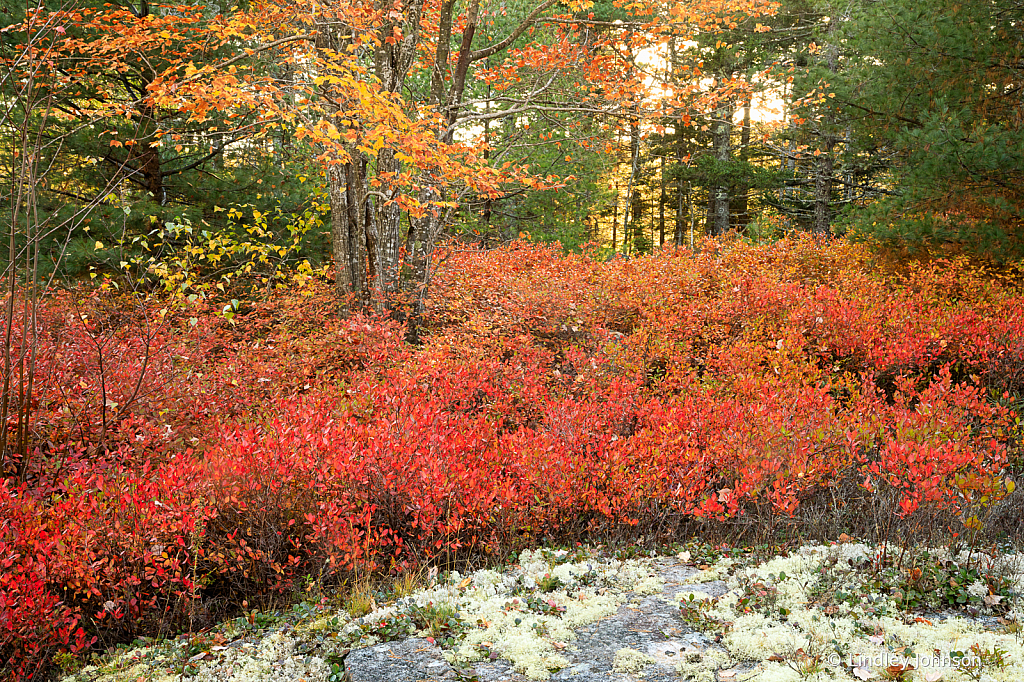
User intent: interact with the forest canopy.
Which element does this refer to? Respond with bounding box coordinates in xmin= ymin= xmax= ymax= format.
xmin=4 ymin=0 xmax=1021 ymax=307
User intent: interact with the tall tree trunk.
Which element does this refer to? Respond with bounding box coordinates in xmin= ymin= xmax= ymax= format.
xmin=611 ymin=179 xmax=618 ymax=251
xmin=674 ymin=175 xmax=685 ymax=247
xmin=327 ymin=162 xmax=355 ymax=300
xmin=735 ymin=95 xmax=752 ymax=232
xmin=372 ymin=148 xmax=402 ymax=312
xmin=780 ymin=82 xmax=795 ymax=207
xmin=135 ymin=108 xmax=164 ymax=204
xmin=813 ymin=144 xmax=834 ymax=238
xmin=482 ymin=106 xmax=492 ymax=227
xmin=622 ymin=117 xmax=641 ymax=253
xmin=814 ymin=17 xmax=840 ymax=238
xmin=322 ymin=0 xmax=428 ymax=311
xmin=670 ymin=38 xmax=686 ymax=247
xmin=712 ymin=95 xmax=732 ymax=236
xmin=674 ymin=132 xmax=686 ymax=246
xmin=318 ymin=24 xmax=366 ymax=303
xmin=659 ymin=154 xmax=666 ymax=246
xmin=705 ymin=189 xmax=715 ymax=236
xmin=344 ymin=156 xmax=368 ymax=300
xmin=689 ymin=183 xmax=695 ymax=248
xmin=843 ymin=126 xmax=854 ymax=203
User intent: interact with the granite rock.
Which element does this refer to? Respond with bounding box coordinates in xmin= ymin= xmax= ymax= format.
xmin=346 ymin=638 xmax=461 ymax=682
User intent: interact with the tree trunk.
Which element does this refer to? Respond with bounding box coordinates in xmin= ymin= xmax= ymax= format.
xmin=135 ymin=113 xmax=164 ymax=204
xmin=327 ymin=162 xmax=355 ymax=300
xmin=622 ymin=117 xmax=641 ymax=252
xmin=814 ymin=17 xmax=840 ymax=239
xmin=705 ymin=190 xmax=715 ymax=236
xmin=372 ymin=148 xmax=402 ymax=312
xmin=813 ymin=145 xmax=834 ymax=238
xmin=612 ymin=179 xmax=618 ymax=251
xmin=659 ymin=154 xmax=666 ymax=246
xmin=735 ymin=95 xmax=752 ymax=232
xmin=344 ymin=157 xmax=368 ymax=300
xmin=670 ymin=38 xmax=686 ymax=247
xmin=675 ymin=129 xmax=687 ymax=246
xmin=712 ymin=96 xmax=732 ymax=236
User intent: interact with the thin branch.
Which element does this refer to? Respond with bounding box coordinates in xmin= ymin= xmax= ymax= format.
xmin=468 ymin=0 xmax=559 ymax=63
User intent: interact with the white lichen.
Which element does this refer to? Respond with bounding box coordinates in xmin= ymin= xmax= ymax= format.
xmin=612 ymin=648 xmax=656 ymax=674
xmin=675 ymin=645 xmax=733 ymax=682
xmin=633 ymin=575 xmax=665 ymax=595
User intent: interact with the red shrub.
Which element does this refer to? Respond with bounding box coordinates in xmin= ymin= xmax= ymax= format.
xmin=4 ymin=238 xmax=1024 ymax=680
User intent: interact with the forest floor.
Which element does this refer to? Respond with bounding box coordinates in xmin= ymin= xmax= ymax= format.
xmin=58 ymin=541 xmax=1024 ymax=682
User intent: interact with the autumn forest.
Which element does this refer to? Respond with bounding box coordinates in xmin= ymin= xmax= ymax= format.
xmin=2 ymin=0 xmax=1024 ymax=678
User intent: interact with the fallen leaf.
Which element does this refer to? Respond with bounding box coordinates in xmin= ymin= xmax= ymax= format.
xmin=983 ymin=593 xmax=1004 ymax=607
xmin=853 ymin=667 xmax=875 ymax=680
xmin=886 ymin=664 xmax=914 ymax=675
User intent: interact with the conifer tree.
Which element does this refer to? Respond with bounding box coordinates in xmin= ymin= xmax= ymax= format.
xmin=838 ymin=0 xmax=1024 ymax=258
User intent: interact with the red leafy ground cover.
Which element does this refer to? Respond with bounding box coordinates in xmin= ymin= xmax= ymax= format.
xmin=3 ymin=237 xmax=1023 ymax=679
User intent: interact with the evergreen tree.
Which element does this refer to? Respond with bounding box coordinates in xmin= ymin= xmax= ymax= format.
xmin=838 ymin=0 xmax=1024 ymax=258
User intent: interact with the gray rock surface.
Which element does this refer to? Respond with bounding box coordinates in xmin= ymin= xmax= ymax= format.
xmin=346 ymin=638 xmax=461 ymax=682
xmin=344 ymin=557 xmax=733 ymax=682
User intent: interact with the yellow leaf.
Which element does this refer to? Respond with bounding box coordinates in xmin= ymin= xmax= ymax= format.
xmin=94 ymin=241 xmax=104 ymax=250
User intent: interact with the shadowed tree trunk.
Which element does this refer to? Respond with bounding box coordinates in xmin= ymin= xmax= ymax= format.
xmin=712 ymin=92 xmax=732 ymax=236
xmin=814 ymin=17 xmax=839 ymax=239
